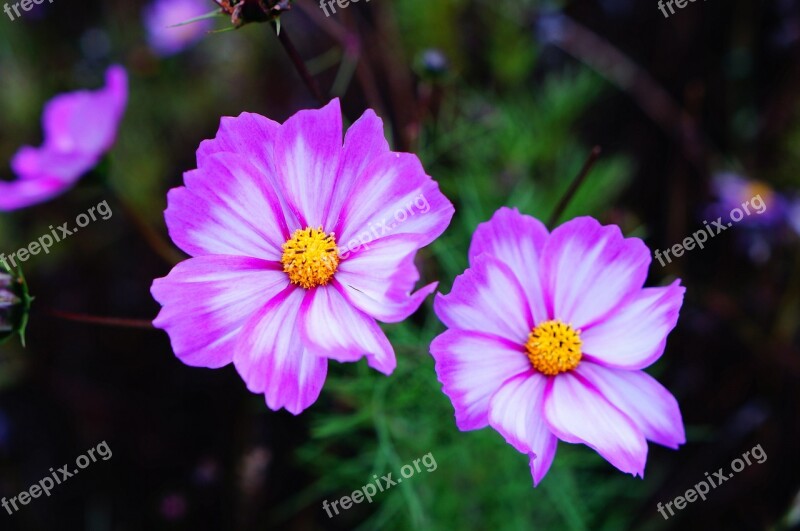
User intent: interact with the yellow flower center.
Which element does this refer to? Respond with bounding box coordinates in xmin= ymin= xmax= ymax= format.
xmin=744 ymin=181 xmax=773 ymax=203
xmin=281 ymin=227 xmax=340 ymax=289
xmin=525 ymin=320 xmax=582 ymax=376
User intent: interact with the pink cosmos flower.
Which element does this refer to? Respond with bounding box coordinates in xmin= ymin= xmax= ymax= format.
xmin=144 ymin=0 xmax=213 ymax=56
xmin=431 ymin=208 xmax=686 ymax=485
xmin=151 ymin=99 xmax=454 ymax=414
xmin=0 ymin=66 xmax=128 ymax=212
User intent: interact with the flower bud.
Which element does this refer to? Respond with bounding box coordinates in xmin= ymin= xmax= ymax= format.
xmin=0 ymin=263 xmax=32 ymax=346
xmin=215 ymin=0 xmax=291 ymax=28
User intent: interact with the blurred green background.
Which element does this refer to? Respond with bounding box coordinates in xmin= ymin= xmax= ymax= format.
xmin=1 ymin=0 xmax=800 ymax=529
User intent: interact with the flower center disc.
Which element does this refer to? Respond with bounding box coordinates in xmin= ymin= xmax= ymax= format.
xmin=281 ymin=227 xmax=340 ymax=289
xmin=525 ymin=320 xmax=582 ymax=376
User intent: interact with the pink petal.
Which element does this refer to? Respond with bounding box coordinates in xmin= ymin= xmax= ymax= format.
xmin=334 ymin=151 xmax=454 ymax=248
xmin=581 ymin=280 xmax=685 ymax=369
xmin=42 ymin=65 xmax=127 ymax=156
xmin=335 ymin=234 xmax=436 ymax=323
xmin=487 ymin=371 xmax=558 ymax=486
xmin=430 ymin=330 xmax=531 ymax=431
xmin=544 ymin=372 xmax=648 ymax=477
xmin=324 ymin=109 xmax=390 ymax=229
xmin=434 ymin=255 xmax=533 ymax=343
xmin=11 ymin=145 xmax=98 ymax=182
xmin=151 ymin=256 xmax=289 ymax=369
xmin=0 ymin=167 xmax=76 ymax=211
xmin=273 ymin=99 xmax=343 ymax=227
xmin=300 ymin=285 xmax=396 ymax=375
xmin=165 ymin=152 xmax=290 ymax=259
xmin=195 ymin=111 xmax=300 ymax=233
xmin=196 ymin=112 xmax=279 ymax=177
xmin=468 ymin=207 xmax=550 ymax=324
xmin=528 ymin=448 xmax=557 ymax=488
xmin=1 ymin=66 xmax=127 ymax=211
xmin=576 ymin=362 xmax=685 ymax=449
xmin=234 ymin=287 xmax=328 ymax=415
xmin=542 ymin=216 xmax=651 ymax=329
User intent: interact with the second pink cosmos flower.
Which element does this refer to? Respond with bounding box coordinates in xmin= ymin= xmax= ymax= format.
xmin=152 ymin=99 xmax=454 ymax=414
xmin=431 ymin=208 xmax=686 ymax=485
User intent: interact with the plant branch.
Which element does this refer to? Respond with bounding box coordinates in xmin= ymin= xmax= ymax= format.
xmin=49 ymin=309 xmax=155 ymax=330
xmin=272 ymin=21 xmax=325 ymax=104
xmin=548 ymin=146 xmax=602 ymax=229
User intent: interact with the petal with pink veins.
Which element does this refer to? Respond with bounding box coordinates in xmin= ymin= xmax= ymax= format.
xmin=544 ymin=371 xmax=648 ymax=477
xmin=468 ymin=207 xmax=550 ymax=324
xmin=434 ymin=255 xmax=533 ymax=344
xmin=273 ymin=99 xmax=343 ymax=227
xmin=542 ymin=217 xmax=651 ymax=329
xmin=300 ymin=285 xmax=396 ymax=375
xmin=430 ymin=330 xmax=531 ymax=431
xmin=151 ymin=256 xmax=289 ymax=369
xmin=325 ymin=109 xmax=390 ymax=229
xmin=196 ymin=112 xmax=300 ymax=237
xmin=334 ymin=151 xmax=454 ymax=248
xmin=580 ymin=280 xmax=685 ymax=370
xmin=197 ymin=112 xmax=280 ymax=175
xmin=234 ymin=286 xmax=328 ymax=415
xmin=576 ymin=362 xmax=685 ymax=449
xmin=335 ymin=234 xmax=436 ymax=323
xmin=166 ymin=152 xmax=291 ymax=259
xmin=487 ymin=371 xmax=559 ymax=486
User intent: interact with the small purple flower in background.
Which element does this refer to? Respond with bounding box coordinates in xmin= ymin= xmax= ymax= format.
xmin=144 ymin=0 xmax=214 ymax=56
xmin=709 ymin=173 xmax=784 ymax=227
xmin=0 ymin=66 xmax=128 ymax=212
xmin=707 ymin=173 xmax=791 ymax=262
xmin=151 ymin=99 xmax=454 ymax=415
xmin=788 ymin=198 xmax=800 ymax=237
xmin=431 ymin=208 xmax=686 ymax=485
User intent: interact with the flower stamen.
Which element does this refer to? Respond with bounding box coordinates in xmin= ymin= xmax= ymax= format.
xmin=281 ymin=227 xmax=340 ymax=289
xmin=525 ymin=320 xmax=582 ymax=376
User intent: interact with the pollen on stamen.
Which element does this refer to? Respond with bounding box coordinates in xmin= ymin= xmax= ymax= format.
xmin=525 ymin=319 xmax=583 ymax=376
xmin=281 ymin=226 xmax=340 ymax=289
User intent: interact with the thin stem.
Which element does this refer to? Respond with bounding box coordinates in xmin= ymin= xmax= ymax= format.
xmin=49 ymin=309 xmax=155 ymax=330
xmin=272 ymin=21 xmax=325 ymax=104
xmin=548 ymin=146 xmax=602 ymax=229
xmin=113 ymin=191 xmax=183 ymax=266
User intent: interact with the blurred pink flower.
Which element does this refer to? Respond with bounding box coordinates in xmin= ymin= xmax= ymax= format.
xmin=0 ymin=66 xmax=128 ymax=211
xmin=144 ymin=0 xmax=214 ymax=56
xmin=431 ymin=208 xmax=686 ymax=485
xmin=151 ymin=99 xmax=454 ymax=414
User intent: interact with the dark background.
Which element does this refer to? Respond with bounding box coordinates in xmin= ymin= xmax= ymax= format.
xmin=1 ymin=0 xmax=799 ymax=529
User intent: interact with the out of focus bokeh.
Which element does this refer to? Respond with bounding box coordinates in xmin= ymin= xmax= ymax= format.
xmin=2 ymin=0 xmax=800 ymax=529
